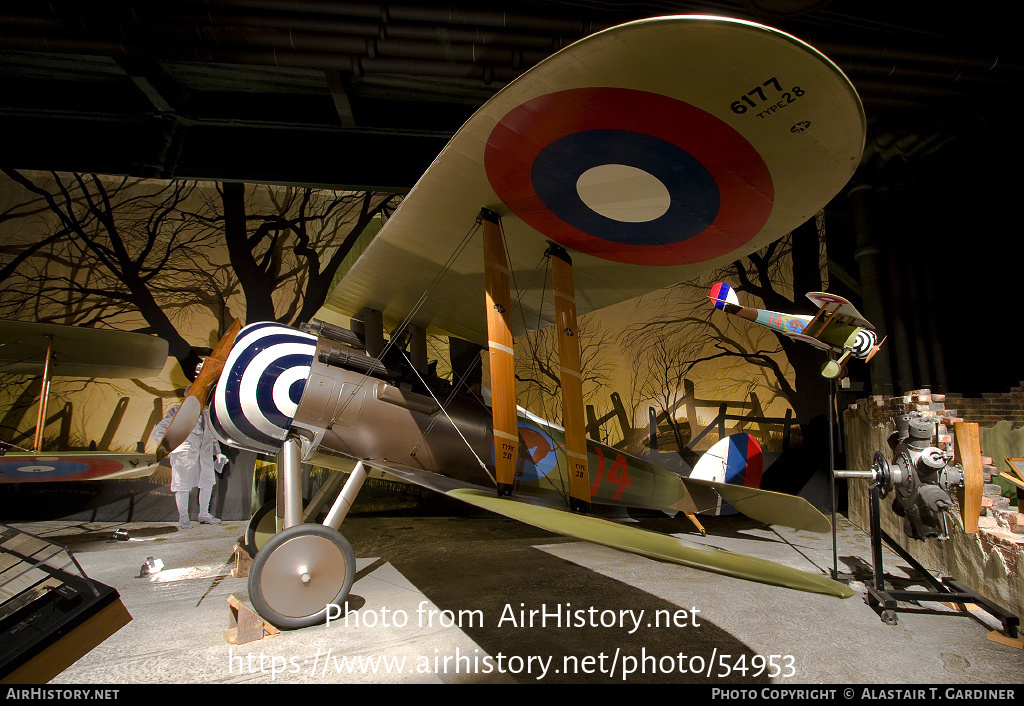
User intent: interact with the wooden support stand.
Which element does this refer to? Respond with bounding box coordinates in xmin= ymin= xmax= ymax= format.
xmin=231 ymin=544 xmax=252 ymax=578
xmin=224 ymin=595 xmax=279 ymax=645
xmin=988 ymin=630 xmax=1024 ymax=649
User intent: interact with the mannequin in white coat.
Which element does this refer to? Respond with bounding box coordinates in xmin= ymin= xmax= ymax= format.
xmin=151 ymin=403 xmax=228 ymax=528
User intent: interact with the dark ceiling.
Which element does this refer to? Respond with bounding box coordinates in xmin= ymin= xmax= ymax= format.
xmin=1 ymin=1 xmax=1021 ymax=191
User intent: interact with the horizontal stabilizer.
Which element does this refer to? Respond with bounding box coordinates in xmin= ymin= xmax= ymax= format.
xmin=681 ymin=476 xmax=832 ymax=534
xmin=449 ymin=488 xmax=851 ymax=598
xmin=0 ymin=319 xmax=168 ymax=378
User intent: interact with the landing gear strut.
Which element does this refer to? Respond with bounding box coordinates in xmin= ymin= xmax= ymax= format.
xmin=245 ymin=435 xmax=369 ymax=629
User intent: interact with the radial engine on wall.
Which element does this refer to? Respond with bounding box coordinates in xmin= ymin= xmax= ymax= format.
xmin=872 ymin=415 xmax=966 ymax=540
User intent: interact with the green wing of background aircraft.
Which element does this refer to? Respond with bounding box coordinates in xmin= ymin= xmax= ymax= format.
xmin=0 ymin=320 xmax=167 ymax=483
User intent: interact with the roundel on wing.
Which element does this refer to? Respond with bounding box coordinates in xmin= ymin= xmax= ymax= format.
xmin=484 ymin=88 xmax=774 ymax=266
xmin=0 ymin=457 xmax=122 ymax=481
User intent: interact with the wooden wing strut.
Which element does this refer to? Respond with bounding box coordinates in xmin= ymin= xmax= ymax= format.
xmin=32 ymin=335 xmax=54 ymax=451
xmin=481 ymin=209 xmax=518 ymax=495
xmin=548 ymin=244 xmax=592 ymax=513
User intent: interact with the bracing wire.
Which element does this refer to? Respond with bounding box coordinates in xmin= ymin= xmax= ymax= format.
xmin=408 ymin=347 xmax=482 ymax=456
xmin=326 ymin=219 xmax=482 ymax=423
xmin=327 ymin=214 xmax=493 ymax=485
xmin=397 ymin=346 xmax=497 ymax=487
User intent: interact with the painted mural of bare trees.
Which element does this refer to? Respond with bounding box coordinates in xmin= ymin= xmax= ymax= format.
xmin=622 ymin=216 xmax=831 ymax=456
xmin=514 ymin=317 xmax=616 ymax=423
xmin=0 ymin=169 xmax=399 ymax=444
xmin=510 ymin=216 xmax=832 ymax=459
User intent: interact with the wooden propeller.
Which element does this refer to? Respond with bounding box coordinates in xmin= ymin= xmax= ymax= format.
xmin=156 ymin=319 xmax=241 ymax=460
xmin=953 ymin=422 xmax=984 ymax=534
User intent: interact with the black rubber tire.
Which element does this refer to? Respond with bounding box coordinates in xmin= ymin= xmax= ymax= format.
xmin=244 ymin=497 xmax=320 ymax=557
xmin=243 ymin=500 xmax=277 ymax=557
xmin=248 ymin=523 xmax=356 ymax=630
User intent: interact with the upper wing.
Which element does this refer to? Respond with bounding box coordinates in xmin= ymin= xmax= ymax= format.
xmin=0 ymin=320 xmax=169 ymax=378
xmin=360 ymin=458 xmax=850 ymax=598
xmin=805 ymin=292 xmax=873 ymax=330
xmin=318 ymin=15 xmax=865 ymax=343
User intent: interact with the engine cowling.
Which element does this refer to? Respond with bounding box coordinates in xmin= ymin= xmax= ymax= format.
xmin=849 ymin=328 xmax=878 ymax=359
xmin=210 ymin=322 xmax=317 ymax=455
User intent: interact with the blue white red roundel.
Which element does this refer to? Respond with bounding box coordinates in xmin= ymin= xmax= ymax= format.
xmin=485 ymin=88 xmax=774 ymax=266
xmin=0 ymin=457 xmax=122 ymax=482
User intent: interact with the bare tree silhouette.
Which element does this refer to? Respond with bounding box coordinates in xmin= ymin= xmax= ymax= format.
xmin=0 ymin=169 xmax=400 ymax=439
xmin=515 ymin=316 xmax=616 ymax=424
xmin=621 ymin=218 xmax=831 ymax=454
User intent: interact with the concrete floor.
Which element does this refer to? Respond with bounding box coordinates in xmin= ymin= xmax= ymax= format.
xmin=8 ymin=511 xmax=1024 ymax=685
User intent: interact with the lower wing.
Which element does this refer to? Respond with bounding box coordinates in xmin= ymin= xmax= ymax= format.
xmin=781 ymin=331 xmax=833 ymax=351
xmin=357 ymin=459 xmax=851 ymax=599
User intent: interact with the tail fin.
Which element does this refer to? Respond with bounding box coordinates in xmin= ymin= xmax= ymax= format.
xmin=709 ymin=282 xmax=739 ymax=310
xmin=688 ymin=433 xmax=763 ymax=517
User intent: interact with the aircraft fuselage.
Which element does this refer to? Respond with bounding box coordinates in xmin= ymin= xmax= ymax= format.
xmin=291 ymin=335 xmax=691 ymax=512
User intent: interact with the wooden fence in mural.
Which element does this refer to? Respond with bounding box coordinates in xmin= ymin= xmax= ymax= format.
xmin=586 ymin=378 xmax=797 ymax=455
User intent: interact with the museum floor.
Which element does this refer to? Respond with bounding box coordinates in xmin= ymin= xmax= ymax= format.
xmin=10 ymin=512 xmax=1023 ymax=685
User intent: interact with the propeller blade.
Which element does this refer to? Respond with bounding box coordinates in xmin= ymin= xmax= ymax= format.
xmin=156 ymin=395 xmax=201 ymax=460
xmin=865 ymin=335 xmax=887 ymax=363
xmin=188 ymin=319 xmax=242 ymax=407
xmin=155 ymin=319 xmax=241 ymax=460
xmin=954 ymin=422 xmax=984 ymax=534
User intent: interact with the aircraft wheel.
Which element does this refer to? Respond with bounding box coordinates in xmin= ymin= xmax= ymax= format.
xmin=248 ymin=523 xmax=356 ymax=630
xmin=820 ymin=360 xmax=843 ymax=379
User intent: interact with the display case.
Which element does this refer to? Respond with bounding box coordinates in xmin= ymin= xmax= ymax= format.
xmin=0 ymin=523 xmax=131 ymax=683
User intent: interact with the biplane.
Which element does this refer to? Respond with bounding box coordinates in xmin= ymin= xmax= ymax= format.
xmin=710 ymin=281 xmax=884 ymax=379
xmin=0 ymin=319 xmax=167 ymax=482
xmin=154 ymin=15 xmax=867 ymax=629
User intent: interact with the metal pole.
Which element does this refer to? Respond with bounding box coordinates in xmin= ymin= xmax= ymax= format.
xmin=870 ymin=481 xmax=886 ymax=594
xmin=829 ymin=379 xmax=839 ymax=580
